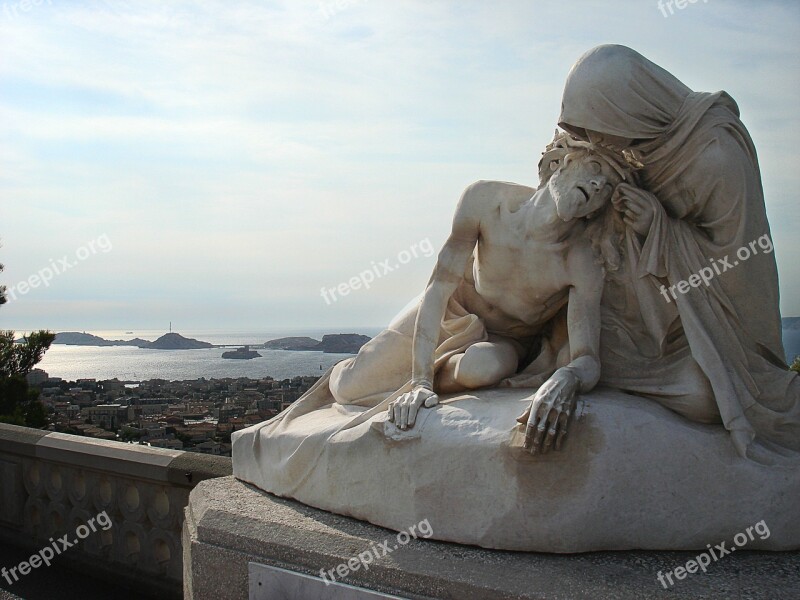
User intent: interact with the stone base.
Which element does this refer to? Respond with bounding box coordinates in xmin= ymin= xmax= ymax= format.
xmin=233 ymin=388 xmax=800 ymax=552
xmin=183 ymin=476 xmax=800 ymax=600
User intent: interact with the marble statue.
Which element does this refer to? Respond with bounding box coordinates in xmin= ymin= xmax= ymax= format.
xmin=232 ymin=45 xmax=800 ymax=553
xmin=331 ymin=133 xmax=633 ymax=454
xmin=558 ymin=44 xmax=800 ymax=463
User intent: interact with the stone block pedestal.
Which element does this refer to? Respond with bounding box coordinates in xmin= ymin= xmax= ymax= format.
xmin=183 ymin=476 xmax=800 ymax=600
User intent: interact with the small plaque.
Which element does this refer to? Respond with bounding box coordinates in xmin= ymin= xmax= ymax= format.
xmin=249 ymin=563 xmax=406 ymax=600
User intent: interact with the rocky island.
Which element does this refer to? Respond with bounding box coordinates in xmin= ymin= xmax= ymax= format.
xmin=262 ymin=333 xmax=371 ymax=354
xmin=261 ymin=337 xmax=320 ymax=351
xmin=54 ymin=332 xmax=213 ymax=350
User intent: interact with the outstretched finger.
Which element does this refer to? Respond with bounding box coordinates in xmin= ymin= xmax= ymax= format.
xmin=392 ymin=403 xmax=403 ymax=427
xmin=528 ymin=404 xmax=547 ymax=454
xmin=524 ymin=424 xmax=536 ymax=450
xmin=529 ymin=420 xmax=548 ymax=455
xmin=399 ymin=402 xmax=410 ymax=430
xmin=407 ymin=399 xmax=420 ymax=428
xmin=542 ymin=410 xmax=560 ymax=454
xmin=555 ymin=410 xmax=570 ymax=451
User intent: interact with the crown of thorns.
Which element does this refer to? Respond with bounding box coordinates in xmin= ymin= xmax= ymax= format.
xmin=542 ymin=131 xmax=638 ymax=183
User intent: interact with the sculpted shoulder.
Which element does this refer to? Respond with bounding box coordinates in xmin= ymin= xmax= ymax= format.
xmin=459 ymin=180 xmax=536 ymax=216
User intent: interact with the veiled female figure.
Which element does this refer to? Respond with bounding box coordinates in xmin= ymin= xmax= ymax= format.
xmin=557 ymin=44 xmax=799 ymax=460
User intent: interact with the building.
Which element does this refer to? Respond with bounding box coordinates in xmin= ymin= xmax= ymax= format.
xmin=26 ymin=368 xmax=49 ymax=386
xmin=82 ymin=404 xmax=126 ymax=429
xmin=148 ymin=438 xmax=184 ymax=450
xmin=193 ymin=440 xmax=222 ymax=455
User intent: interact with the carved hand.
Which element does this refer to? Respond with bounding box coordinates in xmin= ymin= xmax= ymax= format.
xmin=612 ymin=183 xmax=662 ymax=236
xmin=516 ymin=369 xmax=580 ymax=454
xmin=387 ymin=384 xmax=439 ymax=430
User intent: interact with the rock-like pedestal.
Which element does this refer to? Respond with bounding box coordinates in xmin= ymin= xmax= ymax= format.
xmin=232 ymin=388 xmax=800 ymax=552
xmin=183 ymin=476 xmax=800 ymax=600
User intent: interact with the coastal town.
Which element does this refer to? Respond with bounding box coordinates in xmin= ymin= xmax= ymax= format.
xmin=25 ymin=368 xmax=321 ymax=457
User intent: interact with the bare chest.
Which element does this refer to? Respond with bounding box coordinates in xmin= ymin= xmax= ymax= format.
xmin=468 ymin=216 xmax=575 ymax=327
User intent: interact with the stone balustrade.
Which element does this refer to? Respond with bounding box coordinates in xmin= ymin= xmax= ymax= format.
xmin=0 ymin=423 xmax=231 ymax=598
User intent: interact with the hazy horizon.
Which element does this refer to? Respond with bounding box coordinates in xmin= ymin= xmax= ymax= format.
xmin=2 ymin=1 xmax=799 ymax=331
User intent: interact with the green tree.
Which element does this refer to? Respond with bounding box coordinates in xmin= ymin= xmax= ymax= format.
xmin=0 ymin=258 xmax=55 ymax=428
xmin=119 ymin=426 xmax=143 ymax=443
xmin=0 ymin=330 xmax=55 ymax=378
xmin=791 ymin=356 xmax=800 ymax=374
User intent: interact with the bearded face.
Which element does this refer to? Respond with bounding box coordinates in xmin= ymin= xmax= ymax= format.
xmin=547 ymin=150 xmax=621 ymax=221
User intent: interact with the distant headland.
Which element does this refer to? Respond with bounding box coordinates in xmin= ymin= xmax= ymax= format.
xmin=51 ymin=332 xmax=372 ymax=354
xmin=263 ymin=334 xmax=371 ymax=354
xmin=53 ymin=332 xmax=214 ymax=350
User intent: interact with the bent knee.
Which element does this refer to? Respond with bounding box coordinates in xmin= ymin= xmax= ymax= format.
xmin=455 ymin=342 xmax=518 ymax=389
xmin=329 ymin=359 xmax=360 ymax=405
xmin=330 ymin=355 xmax=410 ymax=406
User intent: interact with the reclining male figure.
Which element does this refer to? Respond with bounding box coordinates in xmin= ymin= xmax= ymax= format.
xmin=330 ymin=135 xmax=631 ymax=454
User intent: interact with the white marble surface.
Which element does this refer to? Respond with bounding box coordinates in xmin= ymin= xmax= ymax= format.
xmin=233 ymin=387 xmax=800 ymax=552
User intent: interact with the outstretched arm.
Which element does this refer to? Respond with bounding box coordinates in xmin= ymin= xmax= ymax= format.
xmin=388 ymin=183 xmax=484 ymax=429
xmin=518 ymin=254 xmax=603 ymax=454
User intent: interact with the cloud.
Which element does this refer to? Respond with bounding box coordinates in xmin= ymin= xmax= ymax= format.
xmin=1 ymin=0 xmax=799 ymax=329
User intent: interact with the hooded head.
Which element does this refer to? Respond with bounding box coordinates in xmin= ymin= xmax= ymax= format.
xmin=558 ymin=45 xmax=692 ymax=145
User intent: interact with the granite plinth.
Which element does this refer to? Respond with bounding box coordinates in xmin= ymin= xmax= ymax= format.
xmin=183 ymin=476 xmax=800 ymax=600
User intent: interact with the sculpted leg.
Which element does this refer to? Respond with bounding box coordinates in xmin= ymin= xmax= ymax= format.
xmin=330 ymin=303 xmax=419 ymax=407
xmin=436 ymin=340 xmax=519 ymax=393
xmin=330 ymin=329 xmax=414 ymax=406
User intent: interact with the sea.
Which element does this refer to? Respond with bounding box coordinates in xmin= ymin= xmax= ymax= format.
xmin=34 ymin=328 xmax=382 ymax=382
xmin=30 ymin=326 xmax=800 ymax=382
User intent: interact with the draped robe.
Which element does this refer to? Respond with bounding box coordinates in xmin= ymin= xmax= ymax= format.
xmin=559 ymin=44 xmax=800 ymax=458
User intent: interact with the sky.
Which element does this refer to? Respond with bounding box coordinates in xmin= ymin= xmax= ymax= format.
xmin=1 ymin=0 xmax=799 ymax=332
